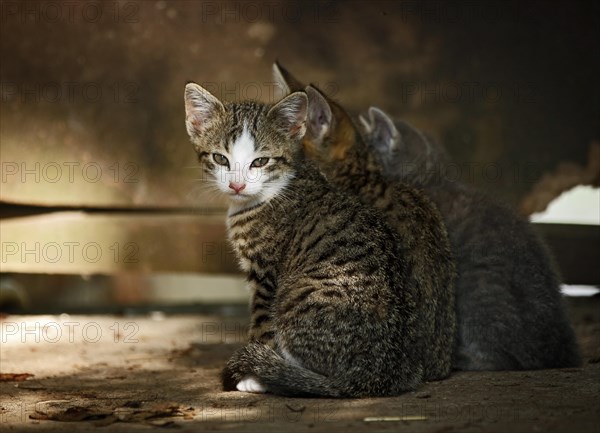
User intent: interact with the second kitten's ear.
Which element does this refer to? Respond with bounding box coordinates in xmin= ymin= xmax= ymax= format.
xmin=358 ymin=112 xmax=373 ymax=133
xmin=184 ymin=82 xmax=225 ymax=138
xmin=267 ymin=92 xmax=308 ymax=140
xmin=368 ymin=107 xmax=400 ymax=151
xmin=305 ymin=85 xmax=333 ymax=146
xmin=272 ymin=61 xmax=305 ymax=96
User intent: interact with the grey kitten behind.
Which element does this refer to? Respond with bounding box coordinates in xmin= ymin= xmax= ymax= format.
xmin=184 ymin=83 xmax=430 ymax=397
xmin=360 ymin=107 xmax=582 ymax=370
xmin=358 ymin=107 xmax=447 ymax=183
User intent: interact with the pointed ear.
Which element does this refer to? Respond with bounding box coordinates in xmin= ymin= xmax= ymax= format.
xmin=368 ymin=107 xmax=400 ymax=151
xmin=184 ymin=82 xmax=225 ymax=138
xmin=305 ymin=85 xmax=333 ymax=146
xmin=267 ymin=91 xmax=308 ymax=140
xmin=358 ymin=112 xmax=373 ymax=133
xmin=272 ymin=61 xmax=305 ymax=96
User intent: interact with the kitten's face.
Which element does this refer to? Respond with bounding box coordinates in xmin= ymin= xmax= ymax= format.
xmin=184 ymin=83 xmax=308 ymax=206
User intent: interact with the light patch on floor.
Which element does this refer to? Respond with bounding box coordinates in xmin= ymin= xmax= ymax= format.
xmin=530 ymin=185 xmax=600 ymax=225
xmin=149 ymin=274 xmax=248 ymax=304
xmin=561 ymin=284 xmax=600 ymax=297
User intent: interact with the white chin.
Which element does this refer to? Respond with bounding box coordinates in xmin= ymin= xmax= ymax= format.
xmin=228 ymin=193 xmax=254 ymax=202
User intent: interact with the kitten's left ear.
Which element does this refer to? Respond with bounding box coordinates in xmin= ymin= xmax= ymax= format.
xmin=184 ymin=82 xmax=225 ymax=139
xmin=305 ymin=85 xmax=333 ymax=146
xmin=267 ymin=91 xmax=308 ymax=140
xmin=272 ymin=61 xmax=305 ymax=96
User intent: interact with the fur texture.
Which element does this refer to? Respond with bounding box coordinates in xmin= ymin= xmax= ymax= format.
xmin=359 ymin=106 xmax=582 ymax=370
xmin=273 ymin=62 xmax=457 ymax=380
xmin=184 ymin=83 xmax=434 ymax=397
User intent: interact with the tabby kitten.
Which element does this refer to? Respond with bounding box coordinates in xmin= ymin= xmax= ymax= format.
xmin=273 ymin=63 xmax=457 ymax=381
xmin=359 ymin=107 xmax=581 ymax=370
xmin=184 ymin=82 xmax=429 ymax=397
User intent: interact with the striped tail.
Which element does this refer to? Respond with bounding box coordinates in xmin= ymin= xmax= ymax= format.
xmin=222 ymin=342 xmax=347 ymax=398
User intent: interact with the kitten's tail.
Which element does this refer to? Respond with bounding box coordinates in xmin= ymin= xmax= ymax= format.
xmin=223 ymin=342 xmax=347 ymax=397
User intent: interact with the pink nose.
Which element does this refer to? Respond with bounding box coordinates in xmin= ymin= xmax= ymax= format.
xmin=228 ymin=182 xmax=246 ymax=194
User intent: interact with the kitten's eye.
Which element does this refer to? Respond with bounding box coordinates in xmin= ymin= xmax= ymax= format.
xmin=251 ymin=157 xmax=269 ymax=168
xmin=212 ymin=153 xmax=229 ymax=167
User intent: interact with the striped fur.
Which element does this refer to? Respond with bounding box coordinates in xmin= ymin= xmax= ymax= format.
xmin=185 ymin=83 xmax=428 ymax=397
xmin=273 ymin=63 xmax=457 ymax=381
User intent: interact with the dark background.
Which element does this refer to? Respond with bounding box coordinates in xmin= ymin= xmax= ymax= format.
xmin=2 ymin=0 xmax=598 ymax=209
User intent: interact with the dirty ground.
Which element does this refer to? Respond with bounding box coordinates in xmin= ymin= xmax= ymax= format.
xmin=1 ymin=297 xmax=598 ymax=433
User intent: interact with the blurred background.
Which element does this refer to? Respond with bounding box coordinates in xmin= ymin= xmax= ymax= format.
xmin=1 ymin=0 xmax=598 ymax=313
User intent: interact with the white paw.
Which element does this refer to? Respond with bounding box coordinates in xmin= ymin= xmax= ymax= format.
xmin=236 ymin=375 xmax=266 ymax=393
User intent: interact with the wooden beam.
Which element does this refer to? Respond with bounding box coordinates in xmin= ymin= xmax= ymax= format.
xmin=1 ymin=211 xmax=597 ymax=285
xmin=0 ymin=211 xmax=240 ymax=275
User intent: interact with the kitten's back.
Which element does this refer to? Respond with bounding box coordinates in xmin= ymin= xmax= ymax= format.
xmin=224 ymin=161 xmax=428 ymax=396
xmin=287 ymin=79 xmax=457 ymax=381
xmin=361 ymin=108 xmax=582 ymax=370
xmin=184 ymin=89 xmax=435 ymax=397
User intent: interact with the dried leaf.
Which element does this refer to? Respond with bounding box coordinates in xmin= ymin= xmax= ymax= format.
xmin=28 ymin=399 xmax=191 ymax=427
xmin=30 ymin=406 xmax=112 ymax=422
xmin=0 ymin=373 xmax=34 ymax=382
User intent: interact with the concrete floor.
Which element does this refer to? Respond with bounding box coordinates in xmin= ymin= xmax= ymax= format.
xmin=1 ymin=298 xmax=599 ymax=432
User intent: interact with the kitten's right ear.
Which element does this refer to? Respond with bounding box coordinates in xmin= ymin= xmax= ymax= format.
xmin=267 ymin=91 xmax=308 ymax=141
xmin=272 ymin=61 xmax=305 ymax=96
xmin=184 ymin=82 xmax=225 ymax=138
xmin=305 ymin=85 xmax=333 ymax=145
xmin=368 ymin=107 xmax=400 ymax=151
